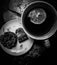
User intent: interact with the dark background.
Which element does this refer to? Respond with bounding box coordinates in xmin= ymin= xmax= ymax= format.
xmin=0 ymin=0 xmax=57 ymax=64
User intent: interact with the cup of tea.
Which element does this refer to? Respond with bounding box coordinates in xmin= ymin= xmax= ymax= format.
xmin=22 ymin=1 xmax=57 ymax=40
